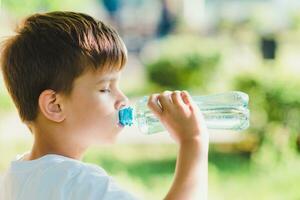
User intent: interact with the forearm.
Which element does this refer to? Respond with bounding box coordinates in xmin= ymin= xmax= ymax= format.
xmin=164 ymin=139 xmax=208 ymax=200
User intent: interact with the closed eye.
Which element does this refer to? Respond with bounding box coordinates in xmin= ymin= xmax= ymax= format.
xmin=99 ymin=89 xmax=111 ymax=93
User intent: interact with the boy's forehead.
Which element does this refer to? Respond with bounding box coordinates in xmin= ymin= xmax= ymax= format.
xmin=90 ymin=69 xmax=122 ymax=84
xmin=95 ymin=74 xmax=120 ymax=84
xmin=74 ymin=69 xmax=121 ymax=86
xmin=95 ymin=69 xmax=121 ymax=81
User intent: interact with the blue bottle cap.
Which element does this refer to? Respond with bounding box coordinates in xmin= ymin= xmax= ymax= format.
xmin=118 ymin=107 xmax=134 ymax=126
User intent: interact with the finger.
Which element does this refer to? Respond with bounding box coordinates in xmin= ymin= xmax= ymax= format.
xmin=158 ymin=90 xmax=172 ymax=111
xmin=181 ymin=90 xmax=197 ymax=111
xmin=147 ymin=94 xmax=162 ymax=117
xmin=171 ymin=90 xmax=185 ymax=107
xmin=181 ymin=90 xmax=190 ymax=105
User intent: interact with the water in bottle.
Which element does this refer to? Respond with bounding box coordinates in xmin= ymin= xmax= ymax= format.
xmin=118 ymin=91 xmax=250 ymax=135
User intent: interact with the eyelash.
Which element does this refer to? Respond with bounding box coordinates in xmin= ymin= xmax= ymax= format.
xmin=99 ymin=89 xmax=111 ymax=93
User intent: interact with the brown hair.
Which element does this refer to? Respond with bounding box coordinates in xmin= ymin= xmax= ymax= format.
xmin=0 ymin=11 xmax=127 ymax=122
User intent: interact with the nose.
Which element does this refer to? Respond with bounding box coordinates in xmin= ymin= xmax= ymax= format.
xmin=115 ymin=91 xmax=129 ymax=110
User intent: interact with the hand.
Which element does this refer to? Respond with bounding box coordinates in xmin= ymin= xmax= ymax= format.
xmin=147 ymin=90 xmax=208 ymax=146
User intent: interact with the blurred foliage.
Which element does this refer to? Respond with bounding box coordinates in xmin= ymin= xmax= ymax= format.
xmin=143 ymin=35 xmax=221 ymax=92
xmin=233 ymin=68 xmax=300 ymax=166
xmin=291 ymin=12 xmax=300 ymax=31
xmin=0 ymin=92 xmax=14 ymax=113
xmin=0 ymin=79 xmax=14 ymax=113
xmin=2 ymin=0 xmax=90 ymax=17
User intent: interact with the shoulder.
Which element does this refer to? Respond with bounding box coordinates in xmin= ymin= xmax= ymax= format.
xmin=42 ymin=156 xmax=108 ymax=184
xmin=64 ymin=162 xmax=137 ymax=200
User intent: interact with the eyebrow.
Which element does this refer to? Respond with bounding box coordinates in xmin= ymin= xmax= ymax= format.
xmin=96 ymin=77 xmax=118 ymax=84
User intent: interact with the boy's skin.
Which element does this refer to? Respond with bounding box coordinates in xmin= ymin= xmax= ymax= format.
xmin=24 ymin=68 xmax=128 ymax=161
xmin=22 ymin=65 xmax=209 ymax=199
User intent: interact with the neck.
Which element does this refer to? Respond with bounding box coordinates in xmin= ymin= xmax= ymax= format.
xmin=25 ymin=130 xmax=88 ymax=161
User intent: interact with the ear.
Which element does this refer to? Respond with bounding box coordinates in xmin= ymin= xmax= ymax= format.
xmin=38 ymin=89 xmax=66 ymax=123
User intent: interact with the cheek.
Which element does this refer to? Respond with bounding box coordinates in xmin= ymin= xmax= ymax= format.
xmin=83 ymin=95 xmax=116 ymax=127
xmin=71 ymin=95 xmax=121 ymax=143
xmin=69 ymin=93 xmax=113 ymax=124
xmin=93 ymin=96 xmax=114 ymax=116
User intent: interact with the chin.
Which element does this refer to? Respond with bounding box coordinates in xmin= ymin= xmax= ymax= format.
xmin=92 ymin=137 xmax=116 ymax=145
xmin=95 ymin=125 xmax=123 ymax=144
xmin=105 ymin=140 xmax=116 ymax=145
xmin=103 ymin=136 xmax=118 ymax=144
xmin=102 ymin=131 xmax=120 ymax=144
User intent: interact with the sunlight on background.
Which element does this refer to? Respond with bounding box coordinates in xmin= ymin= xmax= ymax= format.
xmin=1 ymin=0 xmax=300 ymax=199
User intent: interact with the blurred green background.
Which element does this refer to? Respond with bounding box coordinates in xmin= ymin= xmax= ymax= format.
xmin=1 ymin=0 xmax=300 ymax=199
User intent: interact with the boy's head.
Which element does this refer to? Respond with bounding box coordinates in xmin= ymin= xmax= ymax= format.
xmin=0 ymin=11 xmax=129 ymax=144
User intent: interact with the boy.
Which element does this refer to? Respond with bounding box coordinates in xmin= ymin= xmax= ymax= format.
xmin=0 ymin=11 xmax=209 ymax=200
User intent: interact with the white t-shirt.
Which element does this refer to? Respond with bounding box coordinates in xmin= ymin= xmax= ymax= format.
xmin=0 ymin=153 xmax=137 ymax=200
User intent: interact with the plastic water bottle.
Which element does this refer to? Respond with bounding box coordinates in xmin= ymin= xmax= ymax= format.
xmin=118 ymin=91 xmax=250 ymax=135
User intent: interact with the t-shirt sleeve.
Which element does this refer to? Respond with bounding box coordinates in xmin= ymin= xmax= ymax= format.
xmin=68 ymin=166 xmax=138 ymax=200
